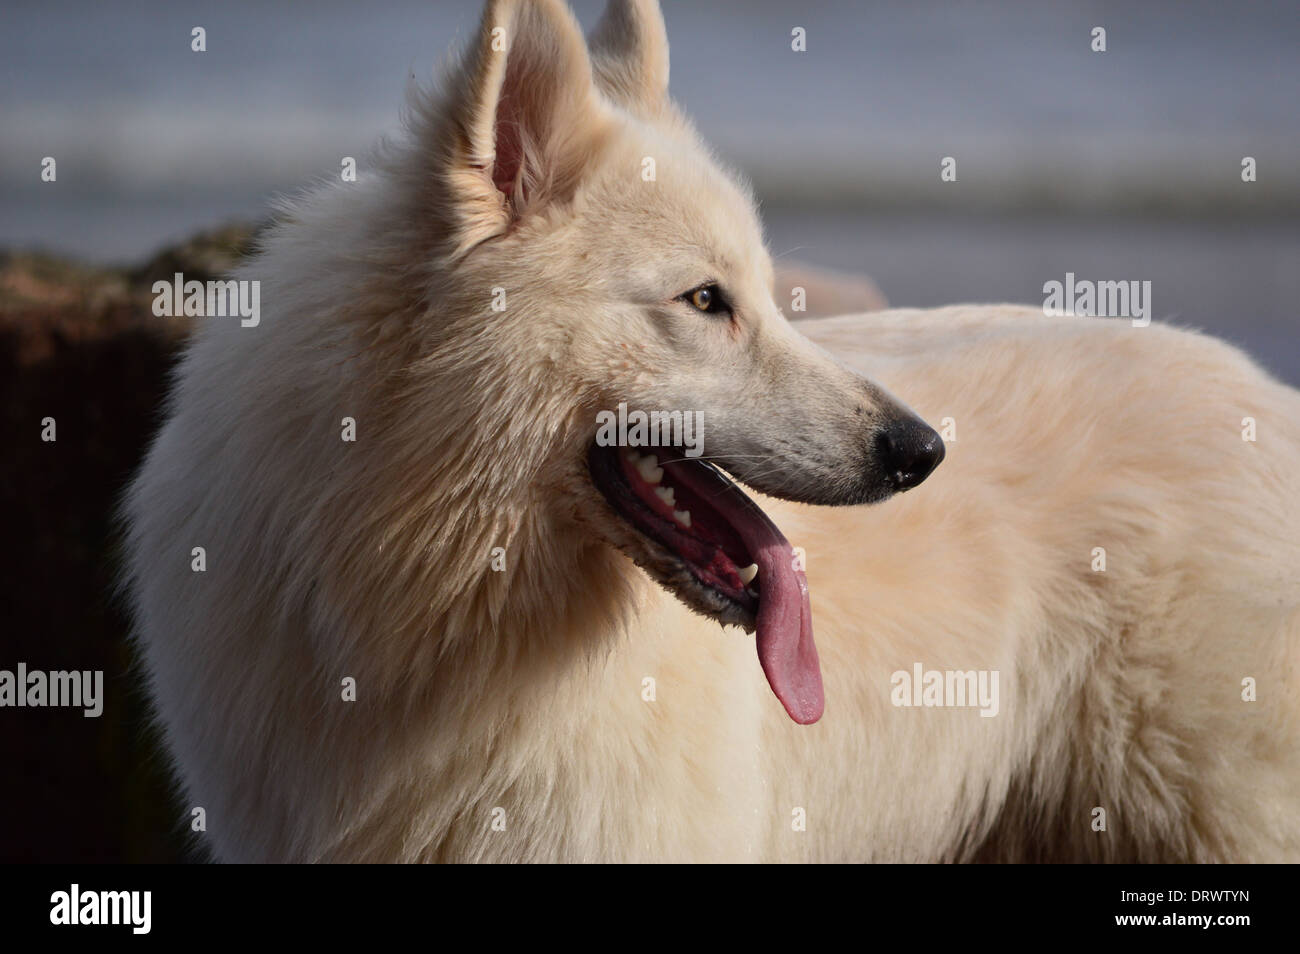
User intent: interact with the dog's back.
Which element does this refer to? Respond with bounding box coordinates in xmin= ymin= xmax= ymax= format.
xmin=766 ymin=307 xmax=1300 ymax=861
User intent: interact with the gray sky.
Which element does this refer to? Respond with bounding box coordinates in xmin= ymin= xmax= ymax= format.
xmin=3 ymin=0 xmax=1297 ymax=260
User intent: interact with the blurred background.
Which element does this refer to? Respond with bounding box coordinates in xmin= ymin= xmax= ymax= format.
xmin=1 ymin=0 xmax=1297 ymax=861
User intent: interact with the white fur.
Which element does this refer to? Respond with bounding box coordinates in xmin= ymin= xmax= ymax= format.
xmin=122 ymin=0 xmax=1300 ymax=862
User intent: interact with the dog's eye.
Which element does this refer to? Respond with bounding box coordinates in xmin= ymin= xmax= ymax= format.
xmin=681 ymin=284 xmax=729 ymax=315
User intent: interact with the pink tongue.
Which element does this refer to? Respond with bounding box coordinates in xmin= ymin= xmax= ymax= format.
xmin=662 ymin=461 xmax=824 ymax=724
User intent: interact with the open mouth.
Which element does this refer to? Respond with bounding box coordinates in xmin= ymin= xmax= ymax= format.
xmin=588 ymin=442 xmax=824 ymax=724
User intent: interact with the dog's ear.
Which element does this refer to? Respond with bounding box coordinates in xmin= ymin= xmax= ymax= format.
xmin=437 ymin=0 xmax=605 ymax=251
xmin=588 ymin=0 xmax=670 ymax=115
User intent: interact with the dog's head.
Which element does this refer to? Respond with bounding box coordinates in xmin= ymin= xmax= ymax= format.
xmin=409 ymin=0 xmax=943 ymax=723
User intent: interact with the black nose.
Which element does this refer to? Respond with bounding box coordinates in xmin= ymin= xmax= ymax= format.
xmin=876 ymin=419 xmax=945 ymax=491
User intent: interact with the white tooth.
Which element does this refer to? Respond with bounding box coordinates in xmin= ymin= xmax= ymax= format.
xmin=624 ymin=449 xmax=642 ymax=463
xmin=654 ymin=486 xmax=676 ymax=507
xmin=636 ymin=454 xmax=664 ymax=484
xmin=673 ymin=509 xmax=691 ymax=527
xmin=738 ymin=563 xmax=759 ymax=585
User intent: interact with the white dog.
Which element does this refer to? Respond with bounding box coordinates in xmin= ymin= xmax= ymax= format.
xmin=123 ymin=0 xmax=1300 ymax=861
